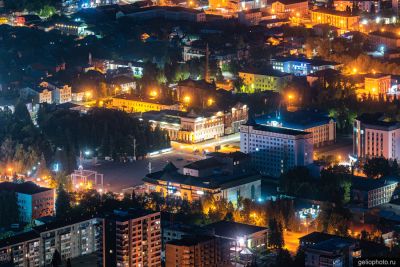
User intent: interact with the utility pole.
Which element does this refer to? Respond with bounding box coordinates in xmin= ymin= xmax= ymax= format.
xmin=148 ymin=162 xmax=152 ymax=173
xmin=133 ymin=138 xmax=136 ymax=161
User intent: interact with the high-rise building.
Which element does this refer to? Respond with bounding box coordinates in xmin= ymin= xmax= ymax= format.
xmin=101 ymin=209 xmax=162 ymax=267
xmin=240 ymin=119 xmax=313 ymax=177
xmin=0 ymin=217 xmax=102 ymax=267
xmin=0 ymin=182 xmax=54 ymax=223
xmin=353 ymin=113 xmax=400 ymax=161
xmin=165 ymin=235 xmax=230 ymax=267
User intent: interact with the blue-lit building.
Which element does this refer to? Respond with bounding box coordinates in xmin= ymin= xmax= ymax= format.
xmin=256 ymin=110 xmax=336 ymax=147
xmin=271 ymin=57 xmax=342 ymax=76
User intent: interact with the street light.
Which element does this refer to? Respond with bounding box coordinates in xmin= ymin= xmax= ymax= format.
xmin=207 ymin=98 xmax=214 ymax=106
xmin=149 ymin=90 xmax=158 ymax=98
xmin=352 ymin=68 xmax=358 ymax=74
xmin=184 ymin=96 xmax=191 ymax=104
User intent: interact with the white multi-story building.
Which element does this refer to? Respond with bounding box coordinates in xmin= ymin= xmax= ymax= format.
xmin=143 ymin=110 xmax=225 ymax=144
xmin=240 ymin=120 xmax=313 ymax=177
xmin=353 ymin=113 xmax=400 ymax=160
xmin=352 ymin=176 xmax=398 ymax=208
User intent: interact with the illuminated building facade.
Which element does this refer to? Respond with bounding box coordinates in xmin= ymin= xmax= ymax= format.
xmin=143 ymin=157 xmax=261 ymax=204
xmin=101 ymin=210 xmax=161 ymax=267
xmin=223 ymin=103 xmax=249 ymax=134
xmin=240 ymin=120 xmax=313 ymax=177
xmin=111 ymin=95 xmax=182 ymax=113
xmin=143 ymin=110 xmax=224 ymax=143
xmin=0 ymin=217 xmax=102 ymax=267
xmin=368 ymin=31 xmax=400 ymax=50
xmin=271 ymin=57 xmax=341 ymax=76
xmin=353 ymin=113 xmax=400 ymax=161
xmin=166 ymin=235 xmax=230 ymax=267
xmin=270 ymin=0 xmax=308 ymax=17
xmin=351 ymin=176 xmax=398 ymax=208
xmin=364 ymin=73 xmax=392 ymax=96
xmin=257 ymin=110 xmax=336 ymax=147
xmin=238 ymin=70 xmax=292 ymax=92
xmin=310 ymin=9 xmax=359 ymax=31
xmin=334 ymin=0 xmax=380 ymax=13
xmin=54 ymin=22 xmax=90 ymax=36
xmin=0 ymin=182 xmax=54 ymax=223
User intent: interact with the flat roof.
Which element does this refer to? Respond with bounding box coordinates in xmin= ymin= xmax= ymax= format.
xmin=0 ymin=231 xmax=40 ymax=248
xmin=311 ymin=8 xmax=359 ymax=17
xmin=0 ymin=182 xmax=52 ymax=195
xmin=271 ymin=56 xmax=340 ymax=66
xmin=244 ymin=122 xmax=311 ymax=136
xmin=356 ymin=113 xmax=400 ymax=129
xmin=351 ymin=176 xmax=398 ymax=191
xmin=203 ymin=221 xmax=267 ymax=239
xmin=167 ymin=235 xmax=215 ymax=246
xmin=369 ymin=31 xmax=400 ymax=39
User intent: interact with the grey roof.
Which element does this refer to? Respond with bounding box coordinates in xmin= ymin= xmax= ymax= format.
xmin=243 ymin=122 xmax=311 ymax=136
xmin=351 ymin=176 xmax=398 ymax=192
xmin=0 ymin=182 xmax=52 ymax=195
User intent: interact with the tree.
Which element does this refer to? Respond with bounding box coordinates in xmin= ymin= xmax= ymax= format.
xmin=273 ymin=249 xmax=293 ymax=267
xmin=51 ymin=249 xmax=62 ymax=267
xmin=268 ymin=218 xmax=284 ymax=249
xmin=55 ymin=185 xmax=71 ymax=218
xmin=39 ymin=5 xmax=56 ymax=18
xmin=363 ymin=157 xmax=390 ymax=178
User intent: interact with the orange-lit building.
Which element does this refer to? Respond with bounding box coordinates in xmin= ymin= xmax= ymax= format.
xmin=271 ymin=0 xmax=308 ymax=17
xmin=310 ymin=8 xmax=359 ymax=31
xmin=166 ymin=235 xmax=230 ymax=267
xmin=111 ymin=94 xmax=182 ymax=113
xmin=368 ymin=31 xmax=400 ymax=50
xmin=364 ymin=73 xmax=392 ymax=96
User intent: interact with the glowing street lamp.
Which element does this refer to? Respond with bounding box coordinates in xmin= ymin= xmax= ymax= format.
xmin=184 ymin=96 xmax=191 ymax=104
xmin=149 ymin=90 xmax=158 ymax=98
xmin=85 ymin=91 xmax=92 ymax=100
xmin=207 ymin=98 xmax=214 ymax=106
xmin=352 ymin=68 xmax=358 ymax=74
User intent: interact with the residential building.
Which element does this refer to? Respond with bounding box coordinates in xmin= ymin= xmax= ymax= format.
xmin=238 ymin=69 xmax=292 ymax=92
xmin=271 ymin=57 xmax=342 ymax=76
xmin=353 ymin=113 xmax=400 ymax=160
xmin=222 ymin=103 xmax=249 ymax=135
xmin=270 ymin=0 xmax=308 ymax=17
xmin=304 ymin=238 xmax=358 ymax=267
xmin=143 ymin=110 xmax=224 ymax=144
xmin=257 ymin=110 xmax=336 ymax=147
xmin=39 ymin=81 xmax=72 ymax=104
xmin=143 ymin=159 xmax=262 ymax=204
xmin=0 ymin=182 xmax=54 ymax=223
xmin=351 ymin=176 xmax=398 ymax=208
xmin=203 ymin=221 xmax=267 ymax=263
xmin=101 ymin=209 xmax=161 ymax=267
xmin=102 ymin=59 xmax=144 ymax=78
xmin=238 ymin=9 xmax=262 ymax=26
xmin=111 ymin=94 xmax=182 ymax=113
xmin=116 ymin=6 xmax=206 ymax=22
xmin=300 ymin=232 xmax=390 ymax=265
xmin=165 ymin=235 xmax=230 ymax=267
xmin=107 ymin=76 xmax=136 ymax=94
xmin=368 ymin=31 xmax=400 ymax=50
xmin=20 ymin=87 xmax=53 ymax=104
xmin=334 ymin=0 xmax=380 ymax=13
xmin=310 ymin=8 xmax=360 ymax=31
xmin=240 ymin=119 xmax=313 ymax=177
xmin=0 ymin=217 xmax=102 ymax=267
xmin=364 ymin=73 xmax=393 ymax=97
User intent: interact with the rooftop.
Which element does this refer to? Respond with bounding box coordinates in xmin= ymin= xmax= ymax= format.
xmin=203 ymin=220 xmax=267 ymax=239
xmin=244 ymin=121 xmax=311 ymax=136
xmin=167 ymin=235 xmax=215 ymax=246
xmin=311 ymin=8 xmax=359 ymax=17
xmin=103 ymin=209 xmax=159 ymax=222
xmin=356 ymin=113 xmax=400 ymax=129
xmin=256 ymin=110 xmax=334 ymax=130
xmin=369 ymin=31 xmax=400 ymax=39
xmin=239 ymin=68 xmax=291 ymax=77
xmin=271 ymin=0 xmax=308 ymax=4
xmin=271 ymin=56 xmax=340 ymax=66
xmin=351 ymin=176 xmax=398 ymax=191
xmin=0 ymin=182 xmax=52 ymax=195
xmin=207 ymin=151 xmax=250 ymax=161
xmin=184 ymin=158 xmax=224 ymax=170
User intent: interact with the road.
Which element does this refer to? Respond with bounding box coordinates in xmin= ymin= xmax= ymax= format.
xmin=82 ymin=151 xmax=204 ymax=193
xmin=314 ymin=134 xmax=353 ymax=162
xmin=284 ymin=231 xmax=304 ymax=255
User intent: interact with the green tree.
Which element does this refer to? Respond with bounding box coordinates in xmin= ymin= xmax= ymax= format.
xmin=363 ymin=157 xmax=390 ymax=178
xmin=55 ymin=185 xmax=71 ymax=218
xmin=0 ymin=191 xmax=20 ymax=227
